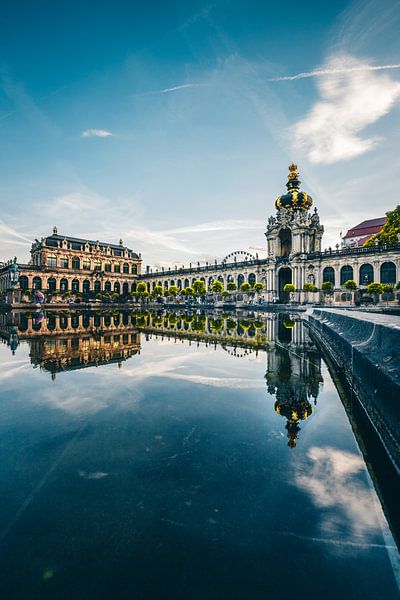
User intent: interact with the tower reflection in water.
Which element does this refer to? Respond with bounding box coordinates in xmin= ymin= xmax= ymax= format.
xmin=0 ymin=309 xmax=322 ymax=445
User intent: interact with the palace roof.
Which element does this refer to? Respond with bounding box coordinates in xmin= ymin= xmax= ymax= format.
xmin=42 ymin=233 xmax=140 ymax=259
xmin=344 ymin=217 xmax=386 ymax=240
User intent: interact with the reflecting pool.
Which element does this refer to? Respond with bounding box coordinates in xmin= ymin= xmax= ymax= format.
xmin=0 ymin=309 xmax=399 ymax=599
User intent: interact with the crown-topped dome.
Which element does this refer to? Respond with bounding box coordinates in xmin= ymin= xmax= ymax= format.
xmin=275 ymin=163 xmax=313 ymax=212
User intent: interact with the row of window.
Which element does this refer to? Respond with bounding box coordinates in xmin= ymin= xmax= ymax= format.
xmin=20 ymin=276 xmax=137 ymax=295
xmin=145 ymin=273 xmax=258 ymax=290
xmin=46 ymin=255 xmax=138 ymax=274
xmin=322 ymin=262 xmax=397 ymax=286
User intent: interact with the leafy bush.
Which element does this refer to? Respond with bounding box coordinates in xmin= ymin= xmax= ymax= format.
xmin=344 ymin=280 xmax=357 ymax=291
xmin=367 ymin=282 xmax=384 ymax=294
xmin=283 ymin=283 xmax=295 ymax=293
xmin=321 ymin=281 xmax=334 ymax=292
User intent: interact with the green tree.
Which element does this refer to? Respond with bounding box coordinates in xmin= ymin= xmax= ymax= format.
xmin=240 ymin=282 xmax=251 ymax=293
xmin=283 ymin=283 xmax=295 ymax=293
xmin=344 ymin=280 xmax=357 ymax=291
xmin=185 ymin=286 xmax=194 ymax=296
xmin=365 ymin=205 xmax=400 ymax=246
xmin=367 ymin=282 xmax=384 ymax=304
xmin=321 ymin=281 xmax=334 ymax=292
xmin=193 ymin=280 xmax=206 ymax=296
xmin=153 ymin=285 xmax=164 ymax=297
xmin=137 ymin=282 xmax=147 ymax=294
xmin=211 ymin=280 xmax=224 ymax=293
xmin=253 ymin=282 xmax=263 ymax=293
xmin=227 ymin=281 xmax=237 ymax=291
xmin=168 ymin=285 xmax=179 ymax=297
xmin=303 ymin=283 xmax=314 ymax=292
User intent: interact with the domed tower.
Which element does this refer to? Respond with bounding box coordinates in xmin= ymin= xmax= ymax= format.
xmin=264 ymin=164 xmax=324 ymax=302
xmin=275 ymin=163 xmax=313 ymax=213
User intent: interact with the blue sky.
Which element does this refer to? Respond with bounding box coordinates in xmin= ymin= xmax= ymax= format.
xmin=1 ymin=0 xmax=400 ymax=266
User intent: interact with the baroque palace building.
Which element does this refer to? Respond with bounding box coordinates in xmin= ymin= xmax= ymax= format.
xmin=0 ymin=227 xmax=141 ymax=298
xmin=0 ymin=163 xmax=399 ymax=304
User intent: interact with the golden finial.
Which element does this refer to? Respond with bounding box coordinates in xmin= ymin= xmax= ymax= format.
xmin=53 ymin=226 xmax=58 ymax=235
xmin=288 ymin=162 xmax=298 ymax=180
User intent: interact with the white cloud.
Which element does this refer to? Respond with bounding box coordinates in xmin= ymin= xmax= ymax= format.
xmin=292 ymin=54 xmax=400 ymax=164
xmin=270 ymin=62 xmax=400 ymax=81
xmin=81 ymin=129 xmax=113 ymax=138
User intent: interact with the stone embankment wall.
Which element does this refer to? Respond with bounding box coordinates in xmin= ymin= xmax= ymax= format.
xmin=308 ymin=309 xmax=400 ymax=473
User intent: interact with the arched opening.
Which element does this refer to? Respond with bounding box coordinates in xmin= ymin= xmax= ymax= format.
xmin=132 ymin=265 xmax=137 ymax=274
xmin=123 ymin=263 xmax=129 ymax=274
xmin=323 ymin=267 xmax=335 ymax=285
xmin=359 ymin=264 xmax=373 ymax=286
xmin=72 ymin=257 xmax=80 ymax=269
xmin=122 ymin=282 xmax=129 ymax=295
xmin=83 ymin=280 xmax=90 ymax=294
xmin=19 ymin=276 xmax=28 ymax=291
xmin=279 ymin=228 xmax=292 ymax=257
xmin=340 ymin=265 xmax=353 ymax=285
xmin=184 ymin=278 xmax=189 ymax=288
xmin=278 ymin=267 xmax=292 ymax=302
xmin=248 ymin=273 xmax=256 ymax=286
xmin=114 ymin=282 xmax=121 ymax=294
xmin=131 ymin=282 xmax=137 ymax=293
xmin=104 ymin=281 xmax=111 ymax=293
xmin=94 ymin=281 xmax=101 ymax=294
xmin=72 ymin=279 xmax=80 ymax=293
xmin=380 ymin=261 xmax=396 ymax=284
xmin=237 ymin=274 xmax=245 ymax=288
xmin=60 ymin=278 xmax=68 ymax=292
xmin=48 ymin=278 xmax=56 ymax=293
xmin=32 ymin=276 xmax=42 ymax=290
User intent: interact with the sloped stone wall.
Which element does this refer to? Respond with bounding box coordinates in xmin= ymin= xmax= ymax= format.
xmin=308 ymin=309 xmax=400 ymax=473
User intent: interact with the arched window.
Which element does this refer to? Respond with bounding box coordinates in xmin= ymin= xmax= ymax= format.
xmin=114 ymin=282 xmax=120 ymax=293
xmin=48 ymin=278 xmax=56 ymax=292
xmin=83 ymin=280 xmax=90 ymax=294
xmin=72 ymin=257 xmax=80 ymax=269
xmin=83 ymin=258 xmax=91 ymax=270
xmin=60 ymin=256 xmax=68 ymax=269
xmin=248 ymin=273 xmax=256 ymax=286
xmin=132 ymin=265 xmax=137 ymax=274
xmin=123 ymin=282 xmax=129 ymax=295
xmin=164 ymin=281 xmax=168 ymax=290
xmin=170 ymin=280 xmax=175 ymax=286
xmin=177 ymin=280 xmax=182 ymax=289
xmin=238 ymin=274 xmax=245 ymax=288
xmin=323 ymin=267 xmax=335 ymax=284
xmin=47 ymin=254 xmax=57 ymax=267
xmin=19 ymin=276 xmax=28 ymax=291
xmin=184 ymin=279 xmax=189 ymax=288
xmin=359 ymin=264 xmax=373 ymax=285
xmin=105 ymin=262 xmax=111 ymax=272
xmin=218 ymin=275 xmax=224 ymax=283
xmin=123 ymin=263 xmax=129 ymax=274
xmin=60 ymin=278 xmax=68 ymax=292
xmin=71 ymin=314 xmax=79 ymax=328
xmin=94 ymin=281 xmax=101 ymax=294
xmin=114 ymin=264 xmax=121 ymax=273
xmin=94 ymin=259 xmax=101 ymax=271
xmin=380 ymin=261 xmax=396 ymax=284
xmin=152 ymin=281 xmax=156 ymax=290
xmin=71 ymin=279 xmax=80 ymax=293
xmin=131 ymin=282 xmax=137 ymax=293
xmin=104 ymin=281 xmax=111 ymax=293
xmin=340 ymin=265 xmax=353 ymax=285
xmin=32 ymin=276 xmax=42 ymax=290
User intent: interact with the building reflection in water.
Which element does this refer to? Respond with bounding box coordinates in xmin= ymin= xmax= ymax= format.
xmin=0 ymin=309 xmax=322 ymax=445
xmin=265 ymin=314 xmax=322 ymax=448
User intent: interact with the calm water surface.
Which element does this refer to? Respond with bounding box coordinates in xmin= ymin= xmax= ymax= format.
xmin=0 ymin=310 xmax=399 ymax=599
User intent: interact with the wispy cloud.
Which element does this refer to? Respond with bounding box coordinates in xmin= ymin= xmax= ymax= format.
xmin=160 ymin=83 xmax=207 ymax=94
xmin=270 ymin=62 xmax=400 ymax=81
xmin=81 ymin=129 xmax=113 ymax=138
xmin=292 ymin=54 xmax=400 ymax=164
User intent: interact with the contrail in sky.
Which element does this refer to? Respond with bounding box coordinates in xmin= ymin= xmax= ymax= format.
xmin=160 ymin=83 xmax=207 ymax=93
xmin=269 ymin=63 xmax=400 ymax=81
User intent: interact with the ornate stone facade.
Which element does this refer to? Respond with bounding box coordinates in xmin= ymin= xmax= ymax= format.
xmin=0 ymin=228 xmax=141 ymax=298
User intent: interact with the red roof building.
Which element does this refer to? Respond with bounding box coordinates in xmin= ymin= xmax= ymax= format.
xmin=342 ymin=217 xmax=386 ymax=247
